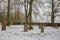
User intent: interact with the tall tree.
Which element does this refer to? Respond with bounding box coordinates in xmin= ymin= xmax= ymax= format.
xmin=51 ymin=0 xmax=54 ymax=26
xmin=28 ymin=0 xmax=34 ymax=30
xmin=24 ymin=0 xmax=28 ymax=31
xmin=7 ymin=0 xmax=10 ymax=26
xmin=14 ymin=0 xmax=17 ymax=21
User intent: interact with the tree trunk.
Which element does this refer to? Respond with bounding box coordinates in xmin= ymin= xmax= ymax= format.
xmin=40 ymin=24 xmax=44 ymax=33
xmin=7 ymin=0 xmax=10 ymax=26
xmin=2 ymin=24 xmax=6 ymax=31
xmin=0 ymin=14 xmax=1 ymax=23
xmin=24 ymin=0 xmax=28 ymax=31
xmin=55 ymin=24 xmax=57 ymax=28
xmin=41 ymin=26 xmax=44 ymax=33
xmin=2 ymin=21 xmax=6 ymax=31
xmin=17 ymin=12 xmax=20 ymax=22
xmin=51 ymin=0 xmax=54 ymax=27
xmin=28 ymin=0 xmax=34 ymax=30
xmin=15 ymin=12 xmax=16 ymax=21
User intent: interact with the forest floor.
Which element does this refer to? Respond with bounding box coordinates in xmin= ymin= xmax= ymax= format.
xmin=0 ymin=25 xmax=60 ymax=40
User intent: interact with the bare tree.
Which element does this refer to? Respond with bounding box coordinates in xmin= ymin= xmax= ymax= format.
xmin=24 ymin=0 xmax=28 ymax=31
xmin=50 ymin=0 xmax=60 ymax=27
xmin=51 ymin=0 xmax=54 ymax=26
xmin=28 ymin=0 xmax=34 ymax=30
xmin=7 ymin=0 xmax=10 ymax=26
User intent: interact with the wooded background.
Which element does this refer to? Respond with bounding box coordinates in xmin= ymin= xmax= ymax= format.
xmin=0 ymin=0 xmax=60 ymax=31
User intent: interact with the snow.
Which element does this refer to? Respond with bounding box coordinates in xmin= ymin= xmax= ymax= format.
xmin=0 ymin=25 xmax=60 ymax=40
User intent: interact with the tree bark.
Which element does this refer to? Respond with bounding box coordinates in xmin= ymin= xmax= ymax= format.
xmin=41 ymin=26 xmax=44 ymax=33
xmin=2 ymin=21 xmax=6 ymax=31
xmin=28 ymin=0 xmax=34 ymax=30
xmin=7 ymin=0 xmax=10 ymax=26
xmin=24 ymin=0 xmax=28 ymax=31
xmin=51 ymin=0 xmax=54 ymax=27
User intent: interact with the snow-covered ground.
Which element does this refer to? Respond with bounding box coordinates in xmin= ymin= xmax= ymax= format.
xmin=0 ymin=25 xmax=60 ymax=40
